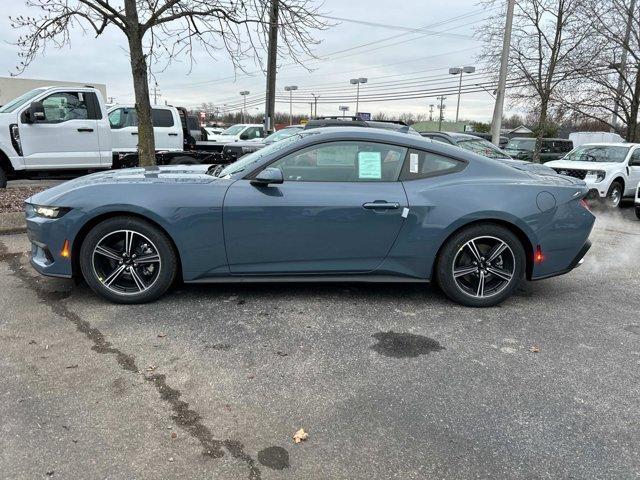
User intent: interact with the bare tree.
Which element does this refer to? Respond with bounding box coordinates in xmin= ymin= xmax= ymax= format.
xmin=479 ymin=0 xmax=593 ymax=161
xmin=11 ymin=0 xmax=326 ymax=166
xmin=561 ymin=0 xmax=640 ymax=141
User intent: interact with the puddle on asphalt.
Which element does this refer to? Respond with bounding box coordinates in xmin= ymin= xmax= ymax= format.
xmin=370 ymin=331 xmax=445 ymax=358
xmin=257 ymin=446 xmax=289 ymax=470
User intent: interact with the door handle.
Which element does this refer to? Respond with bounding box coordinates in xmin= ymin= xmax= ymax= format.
xmin=77 ymin=128 xmax=94 ymax=132
xmin=168 ymin=133 xmax=178 ymax=136
xmin=131 ymin=132 xmax=138 ymax=136
xmin=363 ymin=201 xmax=400 ymax=210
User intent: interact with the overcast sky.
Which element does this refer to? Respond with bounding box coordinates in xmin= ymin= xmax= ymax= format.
xmin=0 ymin=0 xmax=508 ymax=122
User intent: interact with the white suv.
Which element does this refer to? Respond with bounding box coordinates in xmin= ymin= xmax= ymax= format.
xmin=546 ymin=143 xmax=640 ymax=207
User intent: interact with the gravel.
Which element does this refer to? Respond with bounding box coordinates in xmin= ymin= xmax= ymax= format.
xmin=0 ymin=187 xmax=46 ymax=213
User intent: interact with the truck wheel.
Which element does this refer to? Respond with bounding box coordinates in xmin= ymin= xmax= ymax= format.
xmin=605 ymin=182 xmax=623 ymax=208
xmin=0 ymin=167 xmax=7 ymax=189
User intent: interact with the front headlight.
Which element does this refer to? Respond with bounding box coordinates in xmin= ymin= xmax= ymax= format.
xmin=586 ymin=170 xmax=606 ymax=182
xmin=31 ymin=205 xmax=71 ymax=219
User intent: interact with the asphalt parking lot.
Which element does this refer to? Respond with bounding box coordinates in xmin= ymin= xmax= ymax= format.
xmin=0 ymin=206 xmax=638 ymax=479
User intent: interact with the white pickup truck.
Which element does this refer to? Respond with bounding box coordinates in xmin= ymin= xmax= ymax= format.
xmin=0 ymin=86 xmax=221 ymax=187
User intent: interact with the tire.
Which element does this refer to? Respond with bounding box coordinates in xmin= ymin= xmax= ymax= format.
xmin=0 ymin=166 xmax=7 ymax=189
xmin=635 ymin=206 xmax=640 ymax=220
xmin=436 ymin=223 xmax=525 ymax=307
xmin=170 ymin=156 xmax=197 ymax=165
xmin=79 ymin=216 xmax=178 ymax=304
xmin=605 ymin=181 xmax=623 ymax=208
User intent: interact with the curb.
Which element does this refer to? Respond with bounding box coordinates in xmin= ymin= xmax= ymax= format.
xmin=0 ymin=212 xmax=26 ymax=235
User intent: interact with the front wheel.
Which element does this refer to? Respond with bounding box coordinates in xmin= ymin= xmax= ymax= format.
xmin=606 ymin=182 xmax=623 ymax=208
xmin=436 ymin=224 xmax=525 ymax=307
xmin=79 ymin=217 xmax=178 ymax=304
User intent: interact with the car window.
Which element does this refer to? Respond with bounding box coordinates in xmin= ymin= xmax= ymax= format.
xmin=431 ymin=136 xmax=453 ymax=145
xmin=564 ymin=145 xmax=630 ymax=163
xmin=264 ymin=127 xmax=303 ymax=143
xmin=41 ymin=92 xmax=88 ymax=122
xmin=222 ymin=125 xmax=246 ymax=135
xmin=153 ymin=109 xmax=175 ymax=127
xmin=270 ymin=141 xmax=408 ymax=182
xmin=0 ymin=87 xmax=48 ymax=113
xmin=244 ymin=127 xmax=263 ymax=139
xmin=399 ymin=149 xmax=466 ymax=180
xmin=109 ymin=108 xmax=137 ymax=129
xmin=456 ymin=139 xmax=509 ymax=159
xmin=108 ymin=108 xmax=123 ymax=128
xmin=506 ymin=138 xmax=535 ymax=151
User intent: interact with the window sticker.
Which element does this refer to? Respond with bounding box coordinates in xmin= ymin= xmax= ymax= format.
xmin=410 ymin=153 xmax=419 ymax=173
xmin=358 ymin=151 xmax=382 ymax=179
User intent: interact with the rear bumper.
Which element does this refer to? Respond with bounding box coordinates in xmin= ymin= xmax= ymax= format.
xmin=531 ymin=240 xmax=591 ymax=281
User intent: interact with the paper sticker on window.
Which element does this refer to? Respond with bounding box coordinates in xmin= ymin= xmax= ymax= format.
xmin=410 ymin=153 xmax=419 ymax=173
xmin=358 ymin=151 xmax=382 ymax=179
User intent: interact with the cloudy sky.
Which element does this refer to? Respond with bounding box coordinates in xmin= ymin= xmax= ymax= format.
xmin=0 ymin=0 xmax=507 ymax=121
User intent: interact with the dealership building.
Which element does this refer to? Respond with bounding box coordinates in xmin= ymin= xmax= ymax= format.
xmin=0 ymin=77 xmax=108 ymax=106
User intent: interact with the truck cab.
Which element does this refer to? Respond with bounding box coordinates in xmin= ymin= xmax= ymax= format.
xmin=107 ymin=104 xmax=183 ymax=153
xmin=0 ymin=86 xmax=112 ymax=187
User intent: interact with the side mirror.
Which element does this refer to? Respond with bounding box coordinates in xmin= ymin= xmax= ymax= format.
xmin=25 ymin=101 xmax=45 ymax=123
xmin=251 ymin=167 xmax=283 ymax=186
xmin=239 ymin=132 xmax=250 ymax=140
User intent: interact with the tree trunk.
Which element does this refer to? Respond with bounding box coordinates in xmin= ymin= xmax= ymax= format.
xmin=533 ymin=97 xmax=549 ymax=164
xmin=124 ymin=0 xmax=156 ymax=167
xmin=627 ymin=68 xmax=640 ymax=142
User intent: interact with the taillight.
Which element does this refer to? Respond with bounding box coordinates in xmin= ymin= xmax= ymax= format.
xmin=579 ymin=199 xmax=590 ymax=211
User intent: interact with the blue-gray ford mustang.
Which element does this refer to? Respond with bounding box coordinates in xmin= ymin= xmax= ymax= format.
xmin=25 ymin=128 xmax=595 ymax=307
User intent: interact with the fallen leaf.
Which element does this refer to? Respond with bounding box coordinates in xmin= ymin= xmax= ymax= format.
xmin=65 ymin=364 xmax=78 ymax=369
xmin=157 ymin=333 xmax=167 ymax=338
xmin=276 ymin=351 xmax=288 ymax=357
xmin=146 ymin=365 xmax=157 ymax=371
xmin=530 ymin=345 xmax=541 ymax=353
xmin=171 ymin=432 xmax=177 ymax=439
xmin=28 ymin=340 xmax=37 ymax=345
xmin=293 ymin=428 xmax=309 ymax=444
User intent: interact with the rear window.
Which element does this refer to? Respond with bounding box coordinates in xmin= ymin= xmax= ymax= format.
xmin=152 ymin=109 xmax=174 ymax=127
xmin=400 ymin=149 xmax=466 ymax=180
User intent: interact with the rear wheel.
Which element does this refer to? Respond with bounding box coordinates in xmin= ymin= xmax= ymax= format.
xmin=79 ymin=217 xmax=177 ymax=304
xmin=606 ymin=181 xmax=623 ymax=208
xmin=436 ymin=224 xmax=525 ymax=307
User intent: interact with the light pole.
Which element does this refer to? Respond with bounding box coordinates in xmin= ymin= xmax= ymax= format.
xmin=284 ymin=85 xmax=298 ymax=125
xmin=239 ymin=91 xmax=250 ymax=123
xmin=349 ymin=77 xmax=367 ymax=117
xmin=310 ymin=93 xmax=320 ymax=118
xmin=449 ymin=66 xmax=476 ymax=123
xmin=339 ymin=105 xmax=349 ymax=118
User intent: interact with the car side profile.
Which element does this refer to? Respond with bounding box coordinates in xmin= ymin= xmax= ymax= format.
xmin=25 ymin=128 xmax=595 ymax=307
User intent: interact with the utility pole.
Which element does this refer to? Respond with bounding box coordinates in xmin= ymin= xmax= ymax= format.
xmin=611 ymin=0 xmax=636 ymax=132
xmin=264 ymin=0 xmax=279 ymax=134
xmin=491 ymin=0 xmax=515 ymax=146
xmin=436 ymin=96 xmax=446 ymax=131
xmin=429 ymin=104 xmax=435 ymax=122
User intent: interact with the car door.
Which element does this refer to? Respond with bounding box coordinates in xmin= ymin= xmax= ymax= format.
xmin=152 ymin=108 xmax=182 ymax=150
xmin=223 ymin=140 xmax=409 ymax=274
xmin=626 ymin=148 xmax=640 ymax=196
xmin=20 ymin=90 xmax=101 ymax=169
xmin=108 ymin=107 xmax=139 ymax=152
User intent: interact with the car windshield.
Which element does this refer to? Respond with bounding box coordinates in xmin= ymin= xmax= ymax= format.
xmin=506 ymin=139 xmax=535 ymax=151
xmin=217 ymin=132 xmax=313 ymax=177
xmin=264 ymin=127 xmax=303 ymax=144
xmin=0 ymin=87 xmax=48 ymax=113
xmin=221 ymin=125 xmax=247 ymax=135
xmin=564 ymin=145 xmax=630 ymax=163
xmin=456 ymin=138 xmax=510 ymax=159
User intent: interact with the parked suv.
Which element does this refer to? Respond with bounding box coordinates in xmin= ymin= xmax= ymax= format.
xmin=504 ymin=137 xmax=573 ymax=163
xmin=546 ymin=143 xmax=640 ymax=207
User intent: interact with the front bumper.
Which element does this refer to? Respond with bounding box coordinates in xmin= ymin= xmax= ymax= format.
xmin=26 ymin=209 xmax=74 ymax=278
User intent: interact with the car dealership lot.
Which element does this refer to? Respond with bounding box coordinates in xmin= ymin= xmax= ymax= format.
xmin=0 ymin=208 xmax=638 ymax=479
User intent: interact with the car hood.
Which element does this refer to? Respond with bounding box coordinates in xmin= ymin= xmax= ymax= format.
xmin=27 ymin=165 xmax=216 ymax=206
xmin=544 ymin=159 xmax=620 ymax=170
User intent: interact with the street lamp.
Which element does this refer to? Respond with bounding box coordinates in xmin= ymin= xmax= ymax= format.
xmin=349 ymin=77 xmax=367 ymax=117
xmin=310 ymin=93 xmax=320 ymax=118
xmin=284 ymin=85 xmax=298 ymax=125
xmin=449 ymin=66 xmax=476 ymax=123
xmin=339 ymin=105 xmax=349 ymax=118
xmin=239 ymin=91 xmax=250 ymax=123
